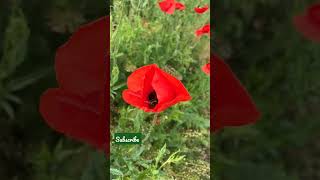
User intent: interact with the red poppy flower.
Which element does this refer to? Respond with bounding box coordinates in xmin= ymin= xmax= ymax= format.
xmin=195 ymin=24 xmax=210 ymax=37
xmin=212 ymin=55 xmax=260 ymax=131
xmin=202 ymin=63 xmax=210 ymax=75
xmin=39 ymin=17 xmax=109 ymax=151
xmin=194 ymin=4 xmax=209 ymax=14
xmin=175 ymin=2 xmax=185 ymax=10
xmin=158 ymin=0 xmax=185 ymax=14
xmin=122 ymin=64 xmax=191 ymax=112
xmin=293 ymin=3 xmax=320 ymax=42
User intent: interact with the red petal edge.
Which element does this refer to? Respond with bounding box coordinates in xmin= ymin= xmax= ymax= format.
xmin=212 ymin=55 xmax=261 ymax=132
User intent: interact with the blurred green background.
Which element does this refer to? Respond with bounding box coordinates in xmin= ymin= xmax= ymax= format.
xmin=213 ymin=1 xmax=320 ymax=180
xmin=0 ymin=0 xmax=106 ymax=179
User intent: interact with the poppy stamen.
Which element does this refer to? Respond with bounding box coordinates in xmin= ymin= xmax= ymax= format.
xmin=147 ymin=90 xmax=158 ymax=109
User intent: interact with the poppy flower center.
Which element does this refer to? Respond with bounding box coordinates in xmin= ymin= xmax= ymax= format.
xmin=147 ymin=90 xmax=158 ymax=109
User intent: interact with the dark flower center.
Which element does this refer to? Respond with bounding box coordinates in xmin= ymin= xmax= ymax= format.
xmin=147 ymin=90 xmax=158 ymax=109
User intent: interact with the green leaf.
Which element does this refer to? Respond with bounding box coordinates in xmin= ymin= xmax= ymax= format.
xmin=81 ymin=152 xmax=106 ymax=180
xmin=110 ymin=65 xmax=119 ymax=86
xmin=7 ymin=68 xmax=52 ymax=91
xmin=110 ymin=168 xmax=124 ymax=177
xmin=159 ymin=150 xmax=185 ymax=169
xmin=0 ymin=5 xmax=30 ymax=79
xmin=0 ymin=101 xmax=14 ymax=119
xmin=4 ymin=93 xmax=22 ymax=104
xmin=112 ymin=83 xmax=126 ymax=91
xmin=155 ymin=143 xmax=166 ymax=166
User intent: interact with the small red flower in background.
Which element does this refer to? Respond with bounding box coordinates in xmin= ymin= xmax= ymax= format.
xmin=159 ymin=0 xmax=185 ymax=14
xmin=175 ymin=2 xmax=185 ymax=10
xmin=293 ymin=3 xmax=320 ymax=42
xmin=202 ymin=63 xmax=210 ymax=75
xmin=194 ymin=4 xmax=209 ymax=14
xmin=122 ymin=64 xmax=191 ymax=112
xmin=40 ymin=17 xmax=109 ymax=151
xmin=212 ymin=55 xmax=260 ymax=131
xmin=195 ymin=24 xmax=210 ymax=37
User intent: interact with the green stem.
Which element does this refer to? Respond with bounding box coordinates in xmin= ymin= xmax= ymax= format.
xmin=142 ymin=113 xmax=159 ymax=143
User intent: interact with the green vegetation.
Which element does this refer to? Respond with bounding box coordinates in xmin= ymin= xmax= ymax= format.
xmin=0 ymin=1 xmax=106 ymax=179
xmin=213 ymin=1 xmax=320 ymax=179
xmin=110 ymin=0 xmax=210 ymax=179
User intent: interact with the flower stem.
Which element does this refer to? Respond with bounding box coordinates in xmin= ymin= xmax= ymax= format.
xmin=142 ymin=113 xmax=159 ymax=143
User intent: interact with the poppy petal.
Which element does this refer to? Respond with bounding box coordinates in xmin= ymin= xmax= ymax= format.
xmin=195 ymin=24 xmax=210 ymax=37
xmin=212 ymin=55 xmax=260 ymax=131
xmin=202 ymin=63 xmax=210 ymax=75
xmin=55 ymin=17 xmax=108 ymax=95
xmin=123 ymin=65 xmax=155 ymax=112
xmin=152 ymin=66 xmax=191 ymax=112
xmin=39 ymin=88 xmax=106 ymax=149
xmin=309 ymin=4 xmax=320 ymax=25
xmin=122 ymin=89 xmax=149 ymax=112
xmin=122 ymin=64 xmax=191 ymax=112
xmin=152 ymin=69 xmax=178 ymax=110
xmin=127 ymin=64 xmax=155 ymax=94
xmin=175 ymin=2 xmax=185 ymax=10
xmin=194 ymin=4 xmax=209 ymax=14
xmin=159 ymin=0 xmax=175 ymax=14
xmin=293 ymin=7 xmax=320 ymax=42
xmin=154 ymin=66 xmax=191 ymax=101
